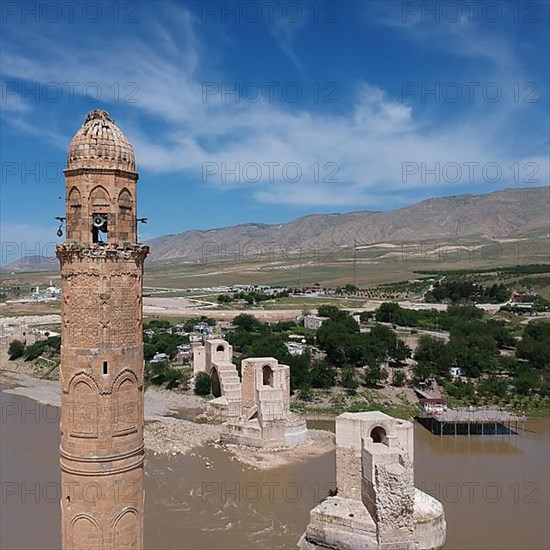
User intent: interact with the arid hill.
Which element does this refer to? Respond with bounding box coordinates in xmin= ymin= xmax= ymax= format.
xmin=3 ymin=186 xmax=548 ymax=271
xmin=146 ymin=186 xmax=549 ymax=264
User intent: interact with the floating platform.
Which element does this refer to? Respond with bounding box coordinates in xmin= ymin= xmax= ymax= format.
xmin=416 ymin=408 xmax=523 ymax=436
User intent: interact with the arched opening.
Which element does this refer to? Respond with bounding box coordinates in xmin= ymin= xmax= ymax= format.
xmin=262 ymin=365 xmax=273 ymax=387
xmin=370 ymin=426 xmax=387 ymax=444
xmin=90 ymin=186 xmax=110 ymax=243
xmin=211 ymin=368 xmax=221 ymax=398
xmin=216 ymin=344 xmax=225 ymax=352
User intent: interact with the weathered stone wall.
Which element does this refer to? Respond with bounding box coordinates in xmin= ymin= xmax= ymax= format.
xmin=204 ymin=339 xmax=232 ymax=376
xmin=65 ymin=169 xmax=138 ymax=245
xmin=191 ymin=343 xmax=206 ymax=375
xmin=299 ymin=412 xmax=445 ymax=550
xmin=57 ymin=244 xmax=147 ymax=550
xmin=58 ymin=110 xmax=147 ymax=550
xmin=222 ymin=357 xmax=307 ymax=448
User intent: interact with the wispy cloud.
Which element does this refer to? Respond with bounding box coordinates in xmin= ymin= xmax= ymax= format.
xmin=270 ymin=14 xmax=308 ymax=74
xmin=1 ymin=3 xmax=547 ymax=211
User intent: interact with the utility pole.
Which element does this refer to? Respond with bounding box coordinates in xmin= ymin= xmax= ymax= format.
xmin=353 ymin=239 xmax=357 ymax=287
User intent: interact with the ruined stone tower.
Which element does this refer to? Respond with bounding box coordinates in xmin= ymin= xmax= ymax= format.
xmin=56 ymin=110 xmax=148 ymax=549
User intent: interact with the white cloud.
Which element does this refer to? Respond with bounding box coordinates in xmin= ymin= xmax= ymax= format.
xmin=1 ymin=3 xmax=547 ymax=210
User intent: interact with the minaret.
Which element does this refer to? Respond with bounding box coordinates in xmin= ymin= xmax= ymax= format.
xmin=56 ymin=110 xmax=148 ymax=549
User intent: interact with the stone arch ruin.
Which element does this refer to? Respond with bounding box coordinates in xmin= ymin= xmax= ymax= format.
xmin=299 ymin=412 xmax=446 ymax=550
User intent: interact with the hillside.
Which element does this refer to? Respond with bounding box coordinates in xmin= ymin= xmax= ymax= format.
xmin=3 ymin=186 xmax=548 ymax=271
xmin=146 ymin=187 xmax=549 ymax=264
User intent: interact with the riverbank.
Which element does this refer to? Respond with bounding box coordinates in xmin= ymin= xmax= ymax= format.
xmin=0 ymin=360 xmax=335 ymax=469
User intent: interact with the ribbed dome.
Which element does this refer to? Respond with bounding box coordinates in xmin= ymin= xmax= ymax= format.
xmin=67 ymin=110 xmax=136 ymax=171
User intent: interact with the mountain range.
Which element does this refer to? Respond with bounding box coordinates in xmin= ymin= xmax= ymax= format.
xmin=3 ymin=186 xmax=548 ymax=270
xmin=146 ymin=186 xmax=549 ymax=264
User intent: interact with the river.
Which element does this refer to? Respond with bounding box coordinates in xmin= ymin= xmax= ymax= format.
xmin=1 ymin=391 xmax=548 ymax=549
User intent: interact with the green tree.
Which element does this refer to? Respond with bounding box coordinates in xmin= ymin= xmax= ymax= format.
xmin=341 ymin=367 xmax=359 ymax=392
xmin=145 ymin=362 xmax=189 ymax=390
xmin=310 ymin=360 xmax=337 ymax=389
xmin=390 ymin=340 xmax=412 ymax=363
xmin=343 ymin=284 xmax=358 ymax=294
xmin=513 ymin=367 xmax=540 ymax=395
xmin=359 ymin=311 xmax=371 ymax=324
xmin=143 ymin=343 xmax=156 ymax=361
xmin=287 ymin=352 xmax=312 ymax=391
xmin=233 ymin=313 xmax=263 ymax=332
xmin=194 ymin=372 xmax=211 ymax=395
xmin=23 ymin=336 xmax=61 ymax=361
xmin=477 ymin=376 xmax=508 ymax=399
xmin=414 ymin=335 xmax=450 ymax=379
xmin=8 ymin=339 xmax=25 ymax=360
xmin=145 ymin=319 xmax=171 ymax=330
xmin=317 ymin=315 xmax=360 ymax=367
xmin=375 ymin=302 xmax=401 ymax=323
xmin=517 ymin=320 xmax=550 ymax=370
xmin=392 ymin=369 xmax=407 ymax=387
xmin=317 ymin=305 xmax=351 ymax=322
xmin=364 ymin=365 xmax=388 ymax=388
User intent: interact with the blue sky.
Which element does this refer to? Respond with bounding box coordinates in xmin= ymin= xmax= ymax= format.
xmin=1 ymin=1 xmax=548 ymax=262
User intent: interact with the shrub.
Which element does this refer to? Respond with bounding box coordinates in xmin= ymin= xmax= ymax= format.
xmin=392 ymin=370 xmax=407 ymax=387
xmin=341 ymin=367 xmax=359 ymax=392
xmin=194 ymin=372 xmax=212 ymax=395
xmin=364 ymin=365 xmax=388 ymax=388
xmin=8 ymin=339 xmax=25 ymax=360
xmin=297 ymin=387 xmax=314 ymax=402
xmin=146 ymin=362 xmax=189 ymax=390
xmin=310 ymin=361 xmax=337 ymax=389
xmin=23 ymin=336 xmax=61 ymax=361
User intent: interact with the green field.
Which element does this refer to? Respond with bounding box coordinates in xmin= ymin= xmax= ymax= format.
xmin=2 ymin=237 xmax=549 ymax=295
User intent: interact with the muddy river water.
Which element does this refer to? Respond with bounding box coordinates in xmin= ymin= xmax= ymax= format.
xmin=1 ymin=391 xmax=548 ymax=549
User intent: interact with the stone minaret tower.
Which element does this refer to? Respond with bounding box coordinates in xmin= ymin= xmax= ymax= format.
xmin=56 ymin=110 xmax=148 ymax=549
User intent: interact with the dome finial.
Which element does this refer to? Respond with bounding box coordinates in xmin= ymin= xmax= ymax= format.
xmin=84 ymin=109 xmax=113 ymax=124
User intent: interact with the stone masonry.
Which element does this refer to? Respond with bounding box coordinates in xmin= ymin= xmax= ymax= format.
xmin=193 ymin=339 xmax=241 ymax=419
xmin=221 ymin=357 xmax=308 ymax=448
xmin=299 ymin=412 xmax=446 ymax=550
xmin=57 ymin=110 xmax=147 ymax=549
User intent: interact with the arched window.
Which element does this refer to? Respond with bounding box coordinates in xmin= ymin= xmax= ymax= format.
xmin=370 ymin=426 xmax=387 ymax=444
